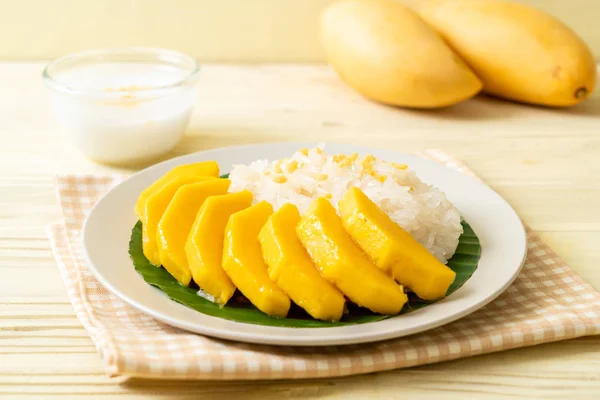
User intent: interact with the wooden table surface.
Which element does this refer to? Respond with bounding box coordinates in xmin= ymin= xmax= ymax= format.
xmin=1 ymin=62 xmax=600 ymax=399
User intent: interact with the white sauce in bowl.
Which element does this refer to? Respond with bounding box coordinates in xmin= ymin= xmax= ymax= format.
xmin=45 ymin=49 xmax=199 ymax=165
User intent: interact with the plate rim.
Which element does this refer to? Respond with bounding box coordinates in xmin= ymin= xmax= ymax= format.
xmin=82 ymin=142 xmax=527 ymax=346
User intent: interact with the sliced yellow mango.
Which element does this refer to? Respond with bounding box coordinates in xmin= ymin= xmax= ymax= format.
xmin=259 ymin=203 xmax=345 ymax=321
xmin=142 ymin=175 xmax=214 ymax=266
xmin=135 ymin=161 xmax=220 ymax=220
xmin=296 ymin=197 xmax=407 ymax=315
xmin=156 ymin=179 xmax=231 ymax=286
xmin=223 ymin=201 xmax=291 ymax=318
xmin=339 ymin=187 xmax=456 ymax=300
xmin=185 ymin=191 xmax=253 ymax=305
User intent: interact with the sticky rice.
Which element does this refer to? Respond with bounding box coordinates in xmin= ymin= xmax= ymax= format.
xmin=229 ymin=145 xmax=462 ymax=262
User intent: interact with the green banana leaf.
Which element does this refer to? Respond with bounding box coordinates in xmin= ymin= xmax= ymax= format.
xmin=129 ymin=219 xmax=480 ymax=328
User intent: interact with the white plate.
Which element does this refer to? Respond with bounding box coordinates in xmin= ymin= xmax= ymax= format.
xmin=82 ymin=142 xmax=526 ymax=346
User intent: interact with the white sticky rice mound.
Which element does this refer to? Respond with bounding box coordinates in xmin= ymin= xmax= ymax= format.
xmin=228 ymin=144 xmax=462 ymax=263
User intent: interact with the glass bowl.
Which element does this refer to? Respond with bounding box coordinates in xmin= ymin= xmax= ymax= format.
xmin=43 ymin=47 xmax=200 ymax=165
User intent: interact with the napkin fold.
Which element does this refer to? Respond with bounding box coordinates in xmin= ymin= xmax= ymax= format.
xmin=48 ymin=150 xmax=600 ymax=380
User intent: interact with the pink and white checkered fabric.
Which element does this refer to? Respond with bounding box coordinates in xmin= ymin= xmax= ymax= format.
xmin=48 ymin=150 xmax=600 ymax=380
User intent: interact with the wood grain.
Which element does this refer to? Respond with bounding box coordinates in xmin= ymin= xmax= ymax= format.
xmin=1 ymin=62 xmax=599 ymax=399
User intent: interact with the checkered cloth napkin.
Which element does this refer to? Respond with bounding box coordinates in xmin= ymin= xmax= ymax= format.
xmin=48 ymin=150 xmax=600 ymax=380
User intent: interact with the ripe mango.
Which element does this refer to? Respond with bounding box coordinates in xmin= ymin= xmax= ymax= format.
xmin=135 ymin=161 xmax=220 ymax=220
xmin=320 ymin=0 xmax=482 ymax=108
xmin=223 ymin=201 xmax=291 ymax=318
xmin=185 ymin=191 xmax=253 ymax=305
xmin=142 ymin=175 xmax=213 ymax=266
xmin=419 ymin=0 xmax=596 ymax=106
xmin=156 ymin=179 xmax=231 ymax=286
xmin=339 ymin=187 xmax=455 ymax=300
xmin=296 ymin=197 xmax=407 ymax=315
xmin=259 ymin=203 xmax=345 ymax=321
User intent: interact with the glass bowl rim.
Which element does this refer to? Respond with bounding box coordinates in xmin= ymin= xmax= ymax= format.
xmin=42 ymin=47 xmax=201 ymax=97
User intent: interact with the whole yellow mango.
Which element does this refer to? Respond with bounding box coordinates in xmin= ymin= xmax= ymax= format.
xmin=419 ymin=0 xmax=596 ymax=107
xmin=320 ymin=0 xmax=482 ymax=108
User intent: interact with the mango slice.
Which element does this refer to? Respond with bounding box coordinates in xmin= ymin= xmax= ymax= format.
xmin=135 ymin=161 xmax=220 ymax=220
xmin=156 ymin=179 xmax=231 ymax=286
xmin=339 ymin=187 xmax=456 ymax=300
xmin=185 ymin=191 xmax=253 ymax=305
xmin=259 ymin=203 xmax=345 ymax=321
xmin=296 ymin=197 xmax=407 ymax=315
xmin=142 ymin=175 xmax=214 ymax=266
xmin=223 ymin=201 xmax=291 ymax=318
